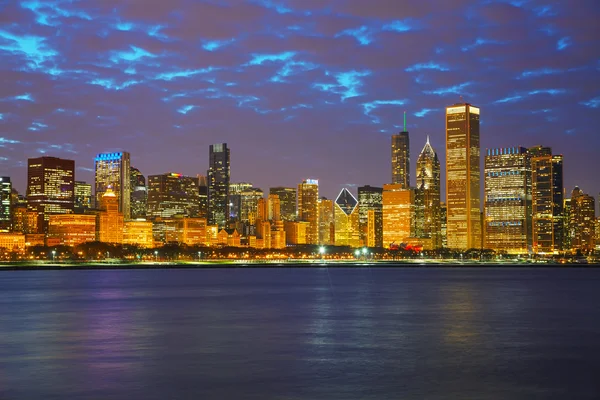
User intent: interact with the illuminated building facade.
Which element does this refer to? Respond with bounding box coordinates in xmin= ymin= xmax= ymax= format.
xmin=98 ymin=189 xmax=124 ymax=244
xmin=414 ymin=137 xmax=441 ymax=248
xmin=440 ymin=202 xmax=447 ymax=248
xmin=267 ymin=194 xmax=281 ymax=222
xmin=483 ymin=147 xmax=532 ymax=254
xmin=208 ymin=143 xmax=230 ymax=229
xmin=318 ymin=198 xmax=334 ymax=245
xmin=270 ymin=187 xmax=296 ymax=221
xmin=569 ymin=187 xmax=595 ymax=252
xmin=95 ymin=151 xmax=131 ymax=219
xmin=0 ymin=233 xmax=26 ymax=251
xmin=529 ymin=146 xmax=564 ymax=253
xmin=130 ymin=167 xmax=147 ymax=219
xmin=74 ymin=181 xmax=92 ymax=214
xmin=446 ymin=103 xmax=481 ymax=250
xmin=0 ymin=177 xmax=11 ymax=231
xmin=391 ymin=116 xmax=410 ymax=188
xmin=358 ymin=185 xmax=383 ymax=248
xmin=147 ymin=173 xmax=199 ymax=218
xmin=229 ymin=182 xmax=253 ymax=222
xmin=298 ymin=179 xmax=319 ymax=244
xmin=240 ymin=188 xmax=263 ymax=227
xmin=123 ymin=220 xmax=154 ymax=248
xmin=334 ymin=188 xmax=360 ymax=247
xmin=27 ymin=156 xmax=75 ymax=233
xmin=198 ymin=175 xmax=208 ymax=219
xmin=48 ymin=214 xmax=96 ymax=247
xmin=382 ymin=184 xmax=414 ymax=248
xmin=284 ymin=221 xmax=309 ymax=245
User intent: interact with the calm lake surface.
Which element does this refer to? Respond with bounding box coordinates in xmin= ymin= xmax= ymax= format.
xmin=1 ymin=267 xmax=599 ymax=399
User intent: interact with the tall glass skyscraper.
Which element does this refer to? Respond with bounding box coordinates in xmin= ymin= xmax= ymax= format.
xmin=270 ymin=187 xmax=296 ymax=221
xmin=130 ymin=167 xmax=147 ymax=219
xmin=74 ymin=181 xmax=92 ymax=214
xmin=147 ymin=173 xmax=199 ymax=218
xmin=208 ymin=143 xmax=230 ymax=229
xmin=334 ymin=188 xmax=360 ymax=247
xmin=446 ymin=103 xmax=481 ymax=250
xmin=415 ymin=137 xmax=441 ymax=249
xmin=0 ymin=177 xmax=12 ymax=231
xmin=484 ymin=147 xmax=532 ymax=254
xmin=27 ymin=156 xmax=75 ymax=233
xmin=391 ymin=115 xmax=410 ymax=188
xmin=357 ymin=185 xmax=383 ymax=247
xmin=95 ymin=151 xmax=131 ymax=219
xmin=297 ymin=179 xmax=319 ymax=245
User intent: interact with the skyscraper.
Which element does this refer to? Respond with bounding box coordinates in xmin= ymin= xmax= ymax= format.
xmin=297 ymin=179 xmax=319 ymax=245
xmin=147 ymin=173 xmax=200 ymax=218
xmin=74 ymin=181 xmax=92 ymax=214
xmin=529 ymin=146 xmax=564 ymax=253
xmin=198 ymin=175 xmax=208 ymax=219
xmin=98 ymin=188 xmax=124 ymax=244
xmin=27 ymin=156 xmax=75 ymax=233
xmin=270 ymin=187 xmax=296 ymax=221
xmin=484 ymin=147 xmax=532 ymax=254
xmin=382 ymin=184 xmax=414 ymax=248
xmin=414 ymin=137 xmax=441 ymax=249
xmin=391 ymin=113 xmax=410 ymax=188
xmin=0 ymin=177 xmax=11 ymax=231
xmin=569 ymin=187 xmax=595 ymax=253
xmin=208 ymin=143 xmax=230 ymax=229
xmin=446 ymin=103 xmax=481 ymax=250
xmin=130 ymin=167 xmax=147 ymax=219
xmin=229 ymin=182 xmax=253 ymax=222
xmin=334 ymin=188 xmax=360 ymax=247
xmin=318 ymin=197 xmax=334 ymax=245
xmin=95 ymin=151 xmax=131 ymax=219
xmin=357 ymin=185 xmax=383 ymax=247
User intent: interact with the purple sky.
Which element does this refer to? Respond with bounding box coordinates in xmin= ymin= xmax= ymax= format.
xmin=1 ymin=0 xmax=599 ymax=201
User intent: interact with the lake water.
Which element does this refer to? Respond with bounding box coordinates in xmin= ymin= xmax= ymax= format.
xmin=1 ymin=267 xmax=599 ymax=399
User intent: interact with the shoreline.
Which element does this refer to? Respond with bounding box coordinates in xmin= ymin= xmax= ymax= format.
xmin=1 ymin=261 xmax=599 ymax=271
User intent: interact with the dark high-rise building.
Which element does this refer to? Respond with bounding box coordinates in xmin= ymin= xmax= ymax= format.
xmin=358 ymin=185 xmax=383 ymax=247
xmin=391 ymin=113 xmax=410 ymax=188
xmin=147 ymin=173 xmax=200 ymax=218
xmin=198 ymin=175 xmax=208 ymax=219
xmin=529 ymin=146 xmax=564 ymax=253
xmin=74 ymin=181 xmax=93 ymax=213
xmin=208 ymin=143 xmax=230 ymax=229
xmin=0 ymin=177 xmax=11 ymax=231
xmin=415 ymin=137 xmax=442 ymax=249
xmin=484 ymin=147 xmax=532 ymax=254
xmin=446 ymin=103 xmax=481 ymax=250
xmin=27 ymin=156 xmax=75 ymax=233
xmin=130 ymin=167 xmax=147 ymax=219
xmin=95 ymin=151 xmax=131 ymax=219
xmin=270 ymin=187 xmax=296 ymax=221
xmin=229 ymin=182 xmax=253 ymax=222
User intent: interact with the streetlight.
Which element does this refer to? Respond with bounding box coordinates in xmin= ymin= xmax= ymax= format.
xmin=198 ymin=251 xmax=201 ymax=262
xmin=319 ymin=246 xmax=325 ymax=261
xmin=154 ymin=250 xmax=158 ymax=262
xmin=354 ymin=249 xmax=360 ymax=259
xmin=51 ymin=250 xmax=56 ymax=262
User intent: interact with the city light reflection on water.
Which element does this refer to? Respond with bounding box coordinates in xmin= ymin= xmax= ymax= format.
xmin=1 ymin=268 xmax=599 ymax=399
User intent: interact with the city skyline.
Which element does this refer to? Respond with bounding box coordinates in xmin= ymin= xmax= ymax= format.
xmin=0 ymin=1 xmax=599 ymax=201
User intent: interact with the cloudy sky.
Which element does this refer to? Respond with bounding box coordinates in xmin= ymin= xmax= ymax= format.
xmin=1 ymin=0 xmax=599 ymax=201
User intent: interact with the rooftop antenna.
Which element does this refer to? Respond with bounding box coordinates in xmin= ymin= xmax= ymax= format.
xmin=426 ymin=135 xmax=430 ymax=145
xmin=403 ymin=111 xmax=407 ymax=132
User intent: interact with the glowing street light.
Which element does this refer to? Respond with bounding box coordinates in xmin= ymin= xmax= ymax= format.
xmin=51 ymin=250 xmax=56 ymax=262
xmin=154 ymin=250 xmax=159 ymax=262
xmin=354 ymin=249 xmax=360 ymax=258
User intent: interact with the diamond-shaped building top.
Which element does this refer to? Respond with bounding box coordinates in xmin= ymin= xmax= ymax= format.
xmin=335 ymin=188 xmax=358 ymax=216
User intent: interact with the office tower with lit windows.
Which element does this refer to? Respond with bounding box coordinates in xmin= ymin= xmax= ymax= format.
xmin=147 ymin=173 xmax=200 ymax=218
xmin=270 ymin=187 xmax=296 ymax=221
xmin=27 ymin=156 xmax=75 ymax=233
xmin=446 ymin=103 xmax=481 ymax=250
xmin=414 ymin=137 xmax=441 ymax=249
xmin=529 ymin=146 xmax=564 ymax=253
xmin=240 ymin=187 xmax=263 ymax=234
xmin=297 ymin=179 xmax=319 ymax=244
xmin=208 ymin=143 xmax=230 ymax=229
xmin=483 ymin=147 xmax=532 ymax=254
xmin=358 ymin=185 xmax=382 ymax=247
xmin=130 ymin=167 xmax=147 ymax=219
xmin=382 ymin=184 xmax=414 ymax=248
xmin=48 ymin=214 xmax=96 ymax=247
xmin=267 ymin=194 xmax=281 ymax=222
xmin=318 ymin=198 xmax=334 ymax=245
xmin=123 ymin=220 xmax=154 ymax=248
xmin=334 ymin=188 xmax=360 ymax=247
xmin=74 ymin=181 xmax=92 ymax=214
xmin=391 ymin=114 xmax=410 ymax=188
xmin=569 ymin=187 xmax=595 ymax=252
xmin=0 ymin=177 xmax=11 ymax=231
xmin=95 ymin=152 xmax=131 ymax=219
xmin=98 ymin=189 xmax=124 ymax=244
xmin=229 ymin=182 xmax=253 ymax=222
xmin=440 ymin=202 xmax=447 ymax=248
xmin=198 ymin=175 xmax=208 ymax=219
